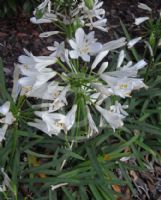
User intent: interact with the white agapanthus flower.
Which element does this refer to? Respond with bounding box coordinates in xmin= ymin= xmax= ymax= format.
xmin=82 ymin=0 xmax=105 ymax=20
xmin=86 ymin=18 xmax=108 ymax=32
xmin=138 ymin=3 xmax=152 ymax=12
xmin=48 ymin=41 xmax=66 ymax=62
xmin=86 ymin=106 xmax=98 ymax=137
xmin=69 ymin=28 xmax=102 ymax=62
xmin=128 ymin=37 xmax=142 ymax=49
xmin=28 ymin=105 xmax=77 ymax=136
xmin=0 ymin=102 xmax=15 ymax=142
xmin=110 ymin=101 xmax=128 ymax=116
xmin=134 ymin=17 xmax=149 ymax=25
xmin=19 ymin=49 xmax=57 ymax=71
xmin=30 ymin=0 xmax=57 ymax=24
xmin=96 ymin=59 xmax=147 ymax=98
xmin=96 ymin=105 xmax=125 ymax=131
xmin=0 ymin=102 xmax=15 ymax=125
xmin=18 ymin=2 xmax=148 ymax=137
xmin=48 ymin=86 xmax=69 ymax=112
xmin=100 ymin=74 xmax=147 ymax=98
xmin=18 ymin=66 xmax=57 ymax=92
xmin=27 ymin=82 xmax=64 ymax=100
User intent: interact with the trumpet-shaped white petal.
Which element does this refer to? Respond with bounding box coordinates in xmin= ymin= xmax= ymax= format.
xmin=97 ymin=62 xmax=109 ymax=75
xmin=30 ymin=16 xmax=53 ymax=24
xmin=0 ymin=124 xmax=8 ymax=142
xmin=134 ymin=17 xmax=149 ymax=25
xmin=138 ymin=3 xmax=152 ymax=12
xmin=39 ymin=31 xmax=60 ymax=38
xmin=117 ymin=50 xmax=125 ymax=68
xmin=19 ymin=66 xmax=57 ymax=91
xmin=97 ymin=62 xmax=109 ymax=74
xmin=19 ymin=49 xmax=57 ymax=71
xmin=86 ymin=106 xmax=98 ymax=137
xmin=102 ymin=38 xmax=126 ymax=51
xmin=96 ymin=105 xmax=125 ymax=131
xmin=128 ymin=37 xmax=142 ymax=48
xmin=69 ymin=28 xmax=102 ymax=62
xmin=91 ymin=50 xmax=108 ymax=70
xmin=12 ymin=64 xmax=21 ymax=103
xmin=60 ymin=104 xmax=77 ymax=132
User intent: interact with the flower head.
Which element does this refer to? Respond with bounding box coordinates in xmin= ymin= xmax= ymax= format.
xmin=69 ymin=28 xmax=102 ymax=62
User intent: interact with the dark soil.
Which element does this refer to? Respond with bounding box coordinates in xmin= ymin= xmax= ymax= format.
xmin=0 ymin=0 xmax=161 ymax=199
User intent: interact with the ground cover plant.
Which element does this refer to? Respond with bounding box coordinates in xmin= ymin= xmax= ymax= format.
xmin=0 ymin=0 xmax=161 ymax=199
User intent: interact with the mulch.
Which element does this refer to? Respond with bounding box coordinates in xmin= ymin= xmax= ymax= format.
xmin=0 ymin=0 xmax=161 ymax=199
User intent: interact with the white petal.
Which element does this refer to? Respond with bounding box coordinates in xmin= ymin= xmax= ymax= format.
xmin=30 ymin=17 xmax=52 ymax=24
xmin=102 ymin=38 xmax=126 ymax=51
xmin=5 ymin=112 xmax=15 ymax=125
xmin=97 ymin=62 xmax=108 ymax=74
xmin=138 ymin=3 xmax=152 ymax=12
xmin=86 ymin=106 xmax=98 ymax=137
xmin=91 ymin=50 xmax=109 ymax=70
xmin=81 ymin=54 xmax=90 ymax=62
xmin=117 ymin=50 xmax=125 ymax=68
xmin=132 ymin=60 xmax=147 ymax=70
xmin=0 ymin=124 xmax=8 ymax=142
xmin=12 ymin=64 xmax=21 ymax=102
xmin=39 ymin=31 xmax=60 ymax=38
xmin=69 ymin=50 xmax=79 ymax=59
xmin=128 ymin=37 xmax=142 ymax=48
xmin=134 ymin=17 xmax=149 ymax=25
xmin=89 ymin=42 xmax=102 ymax=53
xmin=51 ymin=183 xmax=68 ymax=191
xmin=75 ymin=28 xmax=85 ymax=45
xmin=64 ymin=104 xmax=77 ymax=131
xmin=68 ymin=40 xmax=77 ymax=49
xmin=0 ymin=102 xmax=10 ymax=115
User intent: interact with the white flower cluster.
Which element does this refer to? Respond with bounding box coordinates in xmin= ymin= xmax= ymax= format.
xmin=16 ymin=25 xmax=147 ymax=136
xmin=30 ymin=0 xmax=108 ymax=38
xmin=14 ymin=0 xmax=148 ymax=138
